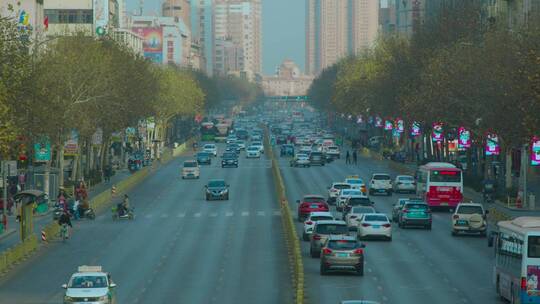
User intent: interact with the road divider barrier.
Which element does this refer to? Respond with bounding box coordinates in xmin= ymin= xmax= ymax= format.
xmin=265 ymin=130 xmax=304 ymax=304
xmin=0 ymin=138 xmax=194 ymax=277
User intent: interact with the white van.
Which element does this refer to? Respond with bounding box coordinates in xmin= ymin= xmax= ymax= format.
xmin=182 ymin=160 xmax=200 ymax=179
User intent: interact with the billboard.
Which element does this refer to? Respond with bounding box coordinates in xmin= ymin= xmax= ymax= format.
xmin=395 ymin=119 xmax=404 ymax=133
xmin=411 ymin=121 xmax=421 ymax=137
xmin=458 ymin=127 xmax=471 ymax=149
xmin=485 ymin=133 xmax=500 ymax=156
xmin=384 ymin=120 xmax=393 ymax=130
xmin=432 ymin=122 xmax=444 ymax=142
xmin=132 ymin=27 xmax=163 ymax=64
xmin=93 ymin=0 xmax=109 ymax=31
xmin=64 ymin=130 xmax=79 ymax=156
xmin=531 ymin=136 xmax=540 ymax=166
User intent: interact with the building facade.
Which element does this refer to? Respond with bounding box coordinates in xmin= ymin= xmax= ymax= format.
xmin=162 ymin=0 xmax=191 ymax=30
xmin=261 ymin=60 xmax=314 ymax=96
xmin=0 ymin=0 xmax=45 ymax=37
xmin=214 ymin=37 xmax=244 ymax=76
xmin=306 ymin=0 xmax=378 ymax=75
xmin=131 ymin=16 xmax=190 ymax=66
xmin=190 ymin=0 xmax=214 ymax=75
xmin=214 ymin=0 xmax=262 ymax=79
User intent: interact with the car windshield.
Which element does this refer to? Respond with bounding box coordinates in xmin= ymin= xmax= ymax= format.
xmin=311 ymin=216 xmax=333 ymax=221
xmin=247 ymin=147 xmax=259 ymax=151
xmin=208 ymin=181 xmax=226 ymax=188
xmin=457 ymin=205 xmax=484 ymax=214
xmin=341 ymin=190 xmax=361 ymax=196
xmin=352 ymin=207 xmax=375 ymax=214
xmin=364 ymin=215 xmax=388 ymax=222
xmin=197 ymin=153 xmax=210 ymax=157
xmin=204 ymin=145 xmax=215 ymax=149
xmin=373 ymin=175 xmax=391 ymax=180
xmin=183 ymin=162 xmax=197 ymax=168
xmin=315 ymin=224 xmax=348 ymax=234
xmin=348 ymin=198 xmax=371 ymax=206
xmin=398 ymin=176 xmax=414 ymax=182
xmin=223 ymin=153 xmax=236 ymax=158
xmin=304 ymin=196 xmax=324 ymax=203
xmin=333 ymin=184 xmax=351 ymax=190
xmin=68 ymin=276 xmax=108 ymax=288
xmin=327 ymin=240 xmax=359 ymax=250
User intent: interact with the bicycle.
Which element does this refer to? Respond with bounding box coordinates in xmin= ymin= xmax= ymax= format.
xmin=58 ymin=223 xmax=69 ymax=242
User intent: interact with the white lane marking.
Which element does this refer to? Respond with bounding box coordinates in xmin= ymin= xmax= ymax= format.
xmin=257 ymin=211 xmax=265 ymax=216
xmin=225 ymin=211 xmax=234 ymax=217
xmin=194 ymin=213 xmax=201 ymax=218
xmin=209 ymin=213 xmax=218 ymax=217
xmin=178 ymin=213 xmax=185 ymax=218
xmin=145 ymin=214 xmax=153 ymax=219
xmin=161 ymin=214 xmax=168 ymax=218
xmin=241 ymin=211 xmax=249 ymax=216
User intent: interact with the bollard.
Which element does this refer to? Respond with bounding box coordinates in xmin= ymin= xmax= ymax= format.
xmin=41 ymin=230 xmax=47 ymax=242
xmin=111 ymin=185 xmax=117 ymax=198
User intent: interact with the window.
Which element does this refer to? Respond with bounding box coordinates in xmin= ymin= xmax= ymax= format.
xmin=529 ymin=236 xmax=540 ymax=258
xmin=496 ymin=232 xmax=524 ymax=277
xmin=430 ymin=170 xmax=461 ymax=183
xmin=44 ymin=9 xmax=93 ymax=24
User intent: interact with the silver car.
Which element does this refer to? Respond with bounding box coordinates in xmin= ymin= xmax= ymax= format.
xmin=320 ymin=235 xmax=365 ymax=276
xmin=310 ymin=220 xmax=348 ymax=258
xmin=62 ymin=266 xmax=116 ymax=304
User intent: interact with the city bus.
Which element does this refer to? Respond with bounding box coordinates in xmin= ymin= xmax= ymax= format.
xmin=490 ymin=217 xmax=540 ymax=304
xmin=200 ymin=122 xmax=216 ymax=142
xmin=415 ymin=162 xmax=463 ymax=210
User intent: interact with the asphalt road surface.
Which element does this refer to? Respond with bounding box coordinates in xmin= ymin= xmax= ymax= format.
xmin=0 ymin=144 xmax=290 ymax=304
xmin=278 ymin=151 xmax=504 ymax=304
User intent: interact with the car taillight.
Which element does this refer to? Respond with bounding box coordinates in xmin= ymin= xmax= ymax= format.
xmin=306 ymin=221 xmax=313 ymax=225
xmin=382 ymin=224 xmax=391 ymax=228
xmin=452 ymin=215 xmax=459 ymax=220
xmin=322 ymin=248 xmax=332 ymax=255
xmin=361 ymin=223 xmax=371 ymax=227
xmin=313 ymin=234 xmax=322 ymax=240
xmin=353 ymin=248 xmax=364 ymax=255
xmin=522 ymin=277 xmax=527 ymax=291
xmin=402 ymin=209 xmax=409 ymax=213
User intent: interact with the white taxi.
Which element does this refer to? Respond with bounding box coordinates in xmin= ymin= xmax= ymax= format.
xmin=182 ymin=160 xmax=200 ymax=179
xmin=344 ymin=175 xmax=367 ymax=195
xmin=62 ymin=265 xmax=117 ymax=304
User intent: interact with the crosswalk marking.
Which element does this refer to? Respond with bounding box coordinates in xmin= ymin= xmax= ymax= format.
xmin=178 ymin=213 xmax=185 ymax=218
xmin=209 ymin=213 xmax=218 ymax=217
xmin=161 ymin=214 xmax=168 ymax=218
xmin=241 ymin=211 xmax=249 ymax=216
xmin=194 ymin=213 xmax=201 ymax=218
xmin=226 ymin=211 xmax=234 ymax=217
xmin=257 ymin=211 xmax=265 ymax=216
xmin=145 ymin=214 xmax=153 ymax=219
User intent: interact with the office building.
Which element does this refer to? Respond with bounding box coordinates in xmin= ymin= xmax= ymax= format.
xmin=190 ymin=0 xmax=214 ymax=75
xmin=261 ymin=60 xmax=314 ymax=96
xmin=162 ymin=0 xmax=191 ymax=29
xmin=306 ymin=0 xmax=378 ymax=75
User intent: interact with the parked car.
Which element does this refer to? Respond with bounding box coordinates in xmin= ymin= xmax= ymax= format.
xmin=451 ymin=202 xmax=488 ymax=236
xmin=357 ymin=213 xmax=392 ymax=241
xmin=296 ymin=195 xmax=329 ymax=222
xmin=310 ymin=220 xmax=349 ymax=258
xmin=320 ymin=235 xmax=365 ymax=276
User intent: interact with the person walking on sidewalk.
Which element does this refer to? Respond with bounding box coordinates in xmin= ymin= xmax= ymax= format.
xmin=346 ymin=151 xmax=351 ymax=164
xmin=104 ymin=165 xmax=112 ymax=183
xmin=353 ymin=150 xmax=358 ymax=165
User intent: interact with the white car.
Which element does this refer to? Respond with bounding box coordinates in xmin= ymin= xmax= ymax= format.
xmin=325 ymin=146 xmax=341 ymax=158
xmin=226 ymin=136 xmax=237 ymax=144
xmin=250 ymin=141 xmax=264 ymax=153
xmin=302 ymin=211 xmax=335 ymax=241
xmin=345 ymin=206 xmax=376 ymax=229
xmin=357 ymin=213 xmax=392 ymax=241
xmin=327 ymin=182 xmax=352 ymax=204
xmin=336 ymin=189 xmax=362 ymax=212
xmin=181 ymin=160 xmax=200 ymax=179
xmin=236 ymin=140 xmax=246 ymax=150
xmin=369 ymin=173 xmax=393 ymax=196
xmin=394 ymin=175 xmax=416 ymax=193
xmin=62 ymin=266 xmax=117 ymax=304
xmin=203 ymin=144 xmax=217 ymax=157
xmin=246 ymin=146 xmax=261 ymax=158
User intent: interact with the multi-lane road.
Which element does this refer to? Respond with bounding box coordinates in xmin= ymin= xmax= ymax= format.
xmin=278 ymin=149 xmax=503 ymax=304
xmin=0 ymin=146 xmax=290 ymax=304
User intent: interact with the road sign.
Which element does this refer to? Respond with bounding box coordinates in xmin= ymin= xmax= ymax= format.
xmin=4 ymin=161 xmax=17 ymax=177
xmin=34 ymin=141 xmax=51 ymax=162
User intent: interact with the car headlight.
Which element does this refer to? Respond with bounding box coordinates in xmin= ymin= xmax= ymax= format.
xmin=98 ymin=295 xmax=109 ymax=301
xmin=64 ymin=296 xmax=75 ymax=302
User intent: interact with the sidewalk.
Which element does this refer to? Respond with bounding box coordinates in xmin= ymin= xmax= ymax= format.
xmin=0 ymin=169 xmax=132 ymax=252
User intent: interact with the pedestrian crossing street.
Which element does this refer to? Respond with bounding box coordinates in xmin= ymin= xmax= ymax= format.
xmin=143 ymin=210 xmax=282 ymax=219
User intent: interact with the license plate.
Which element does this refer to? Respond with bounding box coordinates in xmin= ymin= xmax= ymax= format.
xmin=311 ymin=204 xmax=319 ymax=208
xmin=440 ymin=202 xmax=448 ymax=206
xmin=337 ymin=253 xmax=349 ymax=257
xmin=378 ymin=189 xmax=385 ymax=192
xmin=373 ymin=225 xmax=380 ymax=228
xmin=457 ymin=220 xmax=467 ymax=225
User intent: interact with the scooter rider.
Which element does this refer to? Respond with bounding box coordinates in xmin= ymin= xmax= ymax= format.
xmin=117 ymin=194 xmax=130 ymax=216
xmin=58 ymin=210 xmax=73 ymax=228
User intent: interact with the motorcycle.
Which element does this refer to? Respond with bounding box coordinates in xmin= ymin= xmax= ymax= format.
xmin=77 ymin=207 xmax=96 ymax=220
xmin=111 ymin=206 xmax=135 ymax=220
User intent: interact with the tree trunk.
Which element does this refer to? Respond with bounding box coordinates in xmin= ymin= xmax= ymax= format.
xmin=505 ymin=148 xmax=513 ymax=190
xmin=58 ymin=143 xmax=64 ymax=188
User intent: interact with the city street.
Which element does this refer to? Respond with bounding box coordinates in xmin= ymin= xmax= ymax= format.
xmin=278 ymin=151 xmax=504 ymax=304
xmin=0 ymin=146 xmax=291 ymax=304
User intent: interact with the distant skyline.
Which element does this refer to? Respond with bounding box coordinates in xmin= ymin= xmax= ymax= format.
xmin=126 ymin=0 xmax=305 ymax=75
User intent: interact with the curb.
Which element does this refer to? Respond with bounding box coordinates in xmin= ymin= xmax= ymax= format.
xmin=0 ymin=229 xmax=16 ymax=242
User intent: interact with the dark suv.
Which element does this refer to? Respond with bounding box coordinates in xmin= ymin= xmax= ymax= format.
xmin=309 ymin=151 xmax=325 ymax=166
xmin=221 ymin=152 xmax=239 ymax=168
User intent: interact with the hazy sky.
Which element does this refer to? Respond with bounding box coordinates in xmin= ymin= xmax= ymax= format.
xmin=126 ymin=0 xmax=305 ymax=75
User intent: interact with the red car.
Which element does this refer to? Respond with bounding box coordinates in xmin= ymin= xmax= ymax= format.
xmin=296 ymin=195 xmax=329 ymax=222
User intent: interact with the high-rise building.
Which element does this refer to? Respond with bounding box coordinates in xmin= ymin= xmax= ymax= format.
xmin=305 ymin=0 xmax=378 ymax=75
xmin=214 ymin=37 xmax=244 ymax=76
xmin=214 ymin=0 xmax=262 ymax=79
xmin=162 ymin=0 xmax=191 ymax=30
xmin=190 ymin=0 xmax=214 ymax=75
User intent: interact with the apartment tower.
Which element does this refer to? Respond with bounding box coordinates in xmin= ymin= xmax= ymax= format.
xmin=306 ymin=0 xmax=378 ymax=75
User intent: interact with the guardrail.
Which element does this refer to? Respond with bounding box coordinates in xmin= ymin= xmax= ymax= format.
xmin=265 ymin=131 xmax=305 ymax=304
xmin=0 ymin=139 xmax=193 ymax=277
